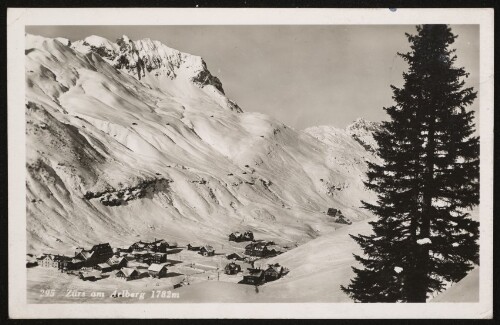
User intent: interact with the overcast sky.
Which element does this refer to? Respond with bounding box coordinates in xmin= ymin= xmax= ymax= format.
xmin=26 ymin=25 xmax=479 ymax=130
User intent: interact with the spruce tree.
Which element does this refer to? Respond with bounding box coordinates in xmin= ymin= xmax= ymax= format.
xmin=341 ymin=25 xmax=479 ymax=303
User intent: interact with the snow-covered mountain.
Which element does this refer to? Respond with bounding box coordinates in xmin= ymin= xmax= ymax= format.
xmin=25 ymin=33 xmax=380 ymax=254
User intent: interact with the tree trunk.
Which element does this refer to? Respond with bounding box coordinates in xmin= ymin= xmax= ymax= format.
xmin=411 ymin=114 xmax=437 ymax=302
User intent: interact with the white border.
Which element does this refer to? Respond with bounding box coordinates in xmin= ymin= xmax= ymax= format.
xmin=8 ymin=8 xmax=494 ymax=319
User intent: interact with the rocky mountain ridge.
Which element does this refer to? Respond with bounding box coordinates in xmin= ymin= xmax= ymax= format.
xmin=25 ymin=33 xmax=380 ymax=254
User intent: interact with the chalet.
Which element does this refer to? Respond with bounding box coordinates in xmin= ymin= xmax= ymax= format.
xmin=89 ymin=243 xmax=114 ymax=262
xmin=199 ymin=245 xmax=215 ymax=257
xmin=242 ymin=268 xmax=265 ymax=285
xmin=132 ymin=251 xmax=153 ymax=264
xmin=187 ymin=243 xmax=201 ymax=251
xmin=327 ymin=208 xmax=340 ymax=217
xmin=79 ymin=270 xmax=102 ymax=281
xmin=127 ymin=260 xmax=150 ymax=270
xmin=107 ymin=256 xmax=128 ymax=270
xmin=75 ymin=243 xmax=113 ymax=267
xmin=129 ymin=239 xmax=172 ymax=253
xmin=245 ymin=242 xmax=271 ymax=257
xmin=128 ymin=241 xmax=146 ymax=252
xmin=327 ymin=208 xmax=352 ymax=224
xmin=229 ymin=232 xmax=242 ymax=242
xmin=63 ymin=257 xmax=84 ymax=271
xmin=151 ymin=252 xmax=167 ymax=264
xmin=224 ymin=262 xmax=241 ymax=275
xmin=226 ymin=252 xmax=245 ymax=261
xmin=115 ymin=246 xmax=130 ymax=254
xmin=146 ymin=239 xmax=167 ymax=252
xmin=228 ymin=231 xmax=254 ymax=242
xmin=264 ymin=263 xmax=287 ymax=282
xmin=136 ymin=269 xmax=150 ymax=279
xmin=115 ymin=267 xmax=139 ymax=281
xmin=95 ymin=263 xmax=114 ymax=273
xmin=266 ymin=244 xmax=281 ymax=256
xmin=38 ymin=254 xmax=72 ymax=269
xmin=148 ymin=263 xmax=168 ymax=278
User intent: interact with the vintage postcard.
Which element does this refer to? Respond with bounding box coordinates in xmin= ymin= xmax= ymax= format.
xmin=8 ymin=8 xmax=493 ymax=318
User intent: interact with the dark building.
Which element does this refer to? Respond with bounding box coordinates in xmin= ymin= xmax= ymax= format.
xmin=226 ymin=252 xmax=245 ymax=261
xmin=107 ymin=256 xmax=128 ymax=270
xmin=151 ymin=252 xmax=167 ymax=264
xmin=74 ymin=243 xmax=114 ymax=267
xmin=245 ymin=242 xmax=271 ymax=257
xmin=242 ymin=268 xmax=265 ymax=285
xmin=229 ymin=231 xmax=254 ymax=242
xmin=224 ymin=262 xmax=241 ymax=275
xmin=187 ymin=243 xmax=201 ymax=251
xmin=199 ymin=245 xmax=215 ymax=257
xmin=264 ymin=263 xmax=287 ymax=282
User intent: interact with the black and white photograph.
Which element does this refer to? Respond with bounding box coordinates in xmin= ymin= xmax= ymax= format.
xmin=8 ymin=7 xmax=493 ymax=319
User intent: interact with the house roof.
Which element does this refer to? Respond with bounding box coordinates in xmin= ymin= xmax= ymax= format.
xmin=243 ymin=269 xmax=263 ymax=277
xmin=97 ymin=263 xmax=111 ymax=269
xmin=81 ymin=271 xmax=102 ymax=279
xmin=119 ymin=267 xmax=138 ymax=277
xmin=91 ymin=243 xmax=111 ymax=251
xmin=148 ymin=263 xmax=167 ymax=272
xmin=79 ymin=251 xmax=94 ymax=260
xmin=246 ymin=242 xmax=267 ymax=250
xmin=38 ymin=254 xmax=52 ymax=261
xmin=266 ymin=265 xmax=283 ymax=273
xmin=227 ymin=252 xmax=244 ymax=259
xmin=202 ymin=245 xmax=214 ymax=252
xmin=41 ymin=254 xmax=71 ymax=262
xmin=108 ymin=256 xmax=126 ymax=265
xmin=225 ymin=262 xmax=240 ymax=269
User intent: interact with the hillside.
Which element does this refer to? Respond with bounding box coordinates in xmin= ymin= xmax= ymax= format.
xmin=25 ymin=33 xmax=382 ymax=255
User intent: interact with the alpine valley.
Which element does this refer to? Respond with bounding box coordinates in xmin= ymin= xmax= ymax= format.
xmin=24 ymin=33 xmax=475 ymax=302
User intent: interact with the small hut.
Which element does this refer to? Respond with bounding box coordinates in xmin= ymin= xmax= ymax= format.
xmin=226 ymin=252 xmax=245 ymax=261
xmin=199 ymin=245 xmax=215 ymax=257
xmin=79 ymin=270 xmax=102 ymax=281
xmin=115 ymin=267 xmax=139 ymax=281
xmin=95 ymin=262 xmax=113 ymax=273
xmin=187 ymin=243 xmax=201 ymax=251
xmin=148 ymin=263 xmax=168 ymax=278
xmin=264 ymin=263 xmax=286 ymax=282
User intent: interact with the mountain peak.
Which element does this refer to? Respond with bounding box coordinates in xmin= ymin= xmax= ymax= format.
xmin=346 ymin=117 xmax=379 ymax=133
xmin=345 ymin=118 xmax=381 ymax=153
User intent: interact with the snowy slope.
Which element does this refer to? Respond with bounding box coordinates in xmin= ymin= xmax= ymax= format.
xmin=25 ymin=33 xmax=379 ymax=255
xmin=431 ymin=268 xmax=479 ymax=302
xmin=257 ymin=219 xmax=373 ymax=302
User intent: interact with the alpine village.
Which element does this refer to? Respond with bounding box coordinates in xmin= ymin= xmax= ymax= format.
xmin=27 ymin=230 xmax=290 ymax=288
